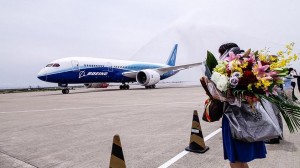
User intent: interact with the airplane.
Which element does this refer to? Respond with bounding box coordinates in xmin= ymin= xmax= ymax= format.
xmin=37 ymin=44 xmax=204 ymax=94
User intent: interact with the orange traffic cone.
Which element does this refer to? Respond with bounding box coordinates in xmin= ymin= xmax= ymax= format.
xmin=185 ymin=110 xmax=209 ymax=153
xmin=109 ymin=134 xmax=126 ymax=168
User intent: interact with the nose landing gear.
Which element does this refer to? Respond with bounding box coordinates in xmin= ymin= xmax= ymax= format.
xmin=59 ymin=83 xmax=70 ymax=94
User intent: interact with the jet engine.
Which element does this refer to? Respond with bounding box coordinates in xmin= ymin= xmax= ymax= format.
xmin=136 ymin=69 xmax=160 ymax=86
xmin=84 ymin=83 xmax=109 ymax=88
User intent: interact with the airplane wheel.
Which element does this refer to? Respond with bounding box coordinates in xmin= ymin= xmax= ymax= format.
xmin=120 ymin=85 xmax=129 ymax=90
xmin=145 ymin=85 xmax=155 ymax=89
xmin=62 ymin=89 xmax=69 ymax=94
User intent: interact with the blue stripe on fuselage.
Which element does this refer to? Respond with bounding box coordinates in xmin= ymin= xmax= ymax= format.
xmin=46 ymin=67 xmax=135 ymax=83
xmin=45 ymin=64 xmax=176 ymax=83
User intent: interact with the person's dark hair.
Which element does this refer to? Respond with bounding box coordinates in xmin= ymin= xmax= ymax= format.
xmin=218 ymin=43 xmax=244 ymax=60
xmin=219 ymin=43 xmax=239 ymax=55
xmin=288 ymin=68 xmax=294 ymax=75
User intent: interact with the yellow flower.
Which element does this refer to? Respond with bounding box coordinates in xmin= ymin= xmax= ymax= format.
xmin=261 ymin=78 xmax=272 ymax=89
xmin=241 ymin=61 xmax=248 ymax=69
xmin=277 ymin=50 xmax=283 ymax=56
xmin=253 ymin=64 xmax=258 ymax=75
xmin=231 ymin=60 xmax=243 ymax=74
xmin=294 ymin=54 xmax=299 ymax=61
xmin=286 ymin=42 xmax=294 ymax=50
xmin=270 ymin=55 xmax=278 ymax=62
xmin=247 ymin=84 xmax=253 ymax=91
xmin=254 ymin=81 xmax=262 ymax=88
xmin=258 ymin=53 xmax=267 ymax=62
xmin=279 ymin=59 xmax=287 ymax=67
xmin=213 ymin=61 xmax=227 ymax=75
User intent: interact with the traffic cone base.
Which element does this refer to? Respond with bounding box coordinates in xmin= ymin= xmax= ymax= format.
xmin=185 ymin=145 xmax=209 ymax=153
xmin=110 ymin=155 xmax=126 ymax=168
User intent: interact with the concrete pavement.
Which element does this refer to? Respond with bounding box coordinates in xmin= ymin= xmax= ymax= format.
xmin=0 ymin=84 xmax=299 ymax=168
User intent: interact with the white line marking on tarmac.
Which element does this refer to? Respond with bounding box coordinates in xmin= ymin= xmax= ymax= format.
xmin=0 ymin=102 xmax=196 ymax=114
xmin=158 ymin=128 xmax=222 ymax=168
xmin=203 ymin=128 xmax=222 ymax=141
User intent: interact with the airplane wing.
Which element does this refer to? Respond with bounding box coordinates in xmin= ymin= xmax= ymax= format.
xmin=122 ymin=61 xmax=205 ymax=78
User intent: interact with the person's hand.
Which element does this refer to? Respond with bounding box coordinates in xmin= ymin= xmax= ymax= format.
xmin=200 ymin=76 xmax=209 ymax=83
xmin=244 ymin=95 xmax=259 ymax=104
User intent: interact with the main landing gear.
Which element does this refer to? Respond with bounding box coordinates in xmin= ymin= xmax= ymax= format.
xmin=62 ymin=88 xmax=70 ymax=94
xmin=120 ymin=83 xmax=130 ymax=90
xmin=145 ymin=85 xmax=156 ymax=89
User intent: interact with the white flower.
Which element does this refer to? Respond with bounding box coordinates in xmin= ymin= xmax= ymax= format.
xmin=211 ymin=72 xmax=229 ymax=92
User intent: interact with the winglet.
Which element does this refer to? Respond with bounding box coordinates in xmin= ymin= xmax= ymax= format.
xmin=166 ymin=44 xmax=178 ymax=66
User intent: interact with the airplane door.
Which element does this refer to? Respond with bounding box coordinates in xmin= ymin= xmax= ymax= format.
xmin=45 ymin=69 xmax=48 ymax=81
xmin=107 ymin=62 xmax=113 ymax=72
xmin=42 ymin=68 xmax=48 ymax=81
xmin=71 ymin=60 xmax=80 ymax=72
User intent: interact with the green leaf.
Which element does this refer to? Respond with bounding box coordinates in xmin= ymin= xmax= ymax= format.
xmin=262 ymin=95 xmax=300 ymax=133
xmin=206 ymin=51 xmax=218 ymax=74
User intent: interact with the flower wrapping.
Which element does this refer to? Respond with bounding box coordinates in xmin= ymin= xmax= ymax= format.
xmin=205 ymin=43 xmax=300 ymax=133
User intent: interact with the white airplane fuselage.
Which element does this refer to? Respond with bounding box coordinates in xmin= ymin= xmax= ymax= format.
xmin=37 ymin=57 xmax=175 ymax=84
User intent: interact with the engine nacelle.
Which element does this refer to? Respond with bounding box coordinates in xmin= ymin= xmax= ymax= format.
xmin=136 ymin=69 xmax=160 ymax=86
xmin=84 ymin=83 xmax=109 ymax=88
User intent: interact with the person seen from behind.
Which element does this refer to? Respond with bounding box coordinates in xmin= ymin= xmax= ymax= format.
xmin=218 ymin=43 xmax=267 ymax=168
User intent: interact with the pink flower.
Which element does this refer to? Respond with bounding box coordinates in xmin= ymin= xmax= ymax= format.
xmin=267 ymin=71 xmax=278 ymax=77
xmin=243 ymin=53 xmax=255 ymax=63
xmin=253 ymin=61 xmax=270 ymax=77
xmin=224 ymin=52 xmax=240 ymax=62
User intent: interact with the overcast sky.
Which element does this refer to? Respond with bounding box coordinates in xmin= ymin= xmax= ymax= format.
xmin=1 ymin=0 xmax=300 ymax=89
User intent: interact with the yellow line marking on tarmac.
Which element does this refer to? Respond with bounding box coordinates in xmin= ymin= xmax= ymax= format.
xmin=0 ymin=102 xmax=197 ymax=114
xmin=158 ymin=128 xmax=222 ymax=168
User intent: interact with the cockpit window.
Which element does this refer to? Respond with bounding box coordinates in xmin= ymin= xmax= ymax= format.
xmin=46 ymin=63 xmax=60 ymax=67
xmin=53 ymin=63 xmax=60 ymax=67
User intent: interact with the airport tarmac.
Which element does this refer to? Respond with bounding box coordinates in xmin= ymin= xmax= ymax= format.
xmin=0 ymin=84 xmax=299 ymax=168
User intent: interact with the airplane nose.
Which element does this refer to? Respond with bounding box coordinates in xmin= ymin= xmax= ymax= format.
xmin=37 ymin=69 xmax=47 ymax=81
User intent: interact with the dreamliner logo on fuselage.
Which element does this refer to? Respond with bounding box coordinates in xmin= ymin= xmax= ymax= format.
xmin=79 ymin=71 xmax=108 ymax=78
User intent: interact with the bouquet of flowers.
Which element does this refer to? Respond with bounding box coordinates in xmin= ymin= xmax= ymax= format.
xmin=206 ymin=43 xmax=300 ymax=133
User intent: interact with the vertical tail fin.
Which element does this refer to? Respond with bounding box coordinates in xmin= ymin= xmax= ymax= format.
xmin=166 ymin=44 xmax=178 ymax=66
